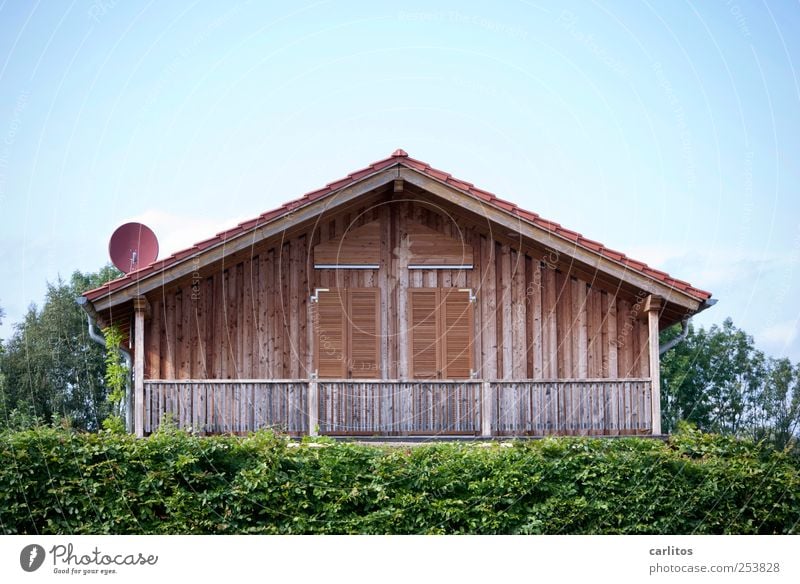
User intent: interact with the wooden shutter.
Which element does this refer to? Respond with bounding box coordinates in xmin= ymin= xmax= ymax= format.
xmin=410 ymin=289 xmax=439 ymax=379
xmin=442 ymin=289 xmax=474 ymax=379
xmin=348 ymin=288 xmax=380 ymax=379
xmin=316 ymin=289 xmax=346 ymax=378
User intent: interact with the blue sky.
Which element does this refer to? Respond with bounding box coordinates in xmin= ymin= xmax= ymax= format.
xmin=1 ymin=1 xmax=798 ymax=360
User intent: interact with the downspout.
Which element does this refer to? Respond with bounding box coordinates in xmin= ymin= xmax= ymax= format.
xmin=659 ymin=318 xmax=690 ymax=356
xmin=658 ymin=298 xmax=718 ymax=356
xmin=76 ymin=297 xmax=134 ymax=433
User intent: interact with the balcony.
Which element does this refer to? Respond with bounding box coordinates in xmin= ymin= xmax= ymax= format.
xmin=142 ymin=378 xmax=654 ymax=437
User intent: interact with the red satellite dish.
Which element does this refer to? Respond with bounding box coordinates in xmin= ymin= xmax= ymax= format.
xmin=109 ymin=222 xmax=159 ymax=273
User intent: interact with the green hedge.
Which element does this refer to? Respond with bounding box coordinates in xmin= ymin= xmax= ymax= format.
xmin=1 ymin=425 xmax=798 ymax=534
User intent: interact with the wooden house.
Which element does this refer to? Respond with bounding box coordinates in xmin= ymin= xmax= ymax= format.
xmin=81 ymin=150 xmax=713 ymax=438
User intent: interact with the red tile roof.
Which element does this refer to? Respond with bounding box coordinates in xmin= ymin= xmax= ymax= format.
xmin=83 ymin=150 xmax=712 ymax=303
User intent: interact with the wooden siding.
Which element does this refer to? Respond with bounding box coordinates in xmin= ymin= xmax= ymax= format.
xmin=143 ymin=198 xmax=650 ymax=381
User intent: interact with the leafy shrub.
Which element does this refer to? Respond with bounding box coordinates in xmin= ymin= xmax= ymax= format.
xmin=1 ymin=425 xmax=798 ymax=534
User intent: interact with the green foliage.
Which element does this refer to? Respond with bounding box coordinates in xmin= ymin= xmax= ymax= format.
xmin=101 ymin=325 xmax=128 ymax=433
xmin=1 ymin=427 xmax=798 ymax=535
xmin=0 ymin=265 xmax=122 ymax=431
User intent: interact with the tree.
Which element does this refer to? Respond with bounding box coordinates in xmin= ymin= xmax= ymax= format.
xmin=660 ymin=322 xmax=714 ymax=433
xmin=0 ymin=265 xmax=122 ymax=430
xmin=753 ymin=358 xmax=800 ymax=451
xmin=661 ymin=317 xmax=800 ymax=451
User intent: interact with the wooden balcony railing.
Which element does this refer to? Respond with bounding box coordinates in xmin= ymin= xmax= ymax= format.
xmin=143 ymin=378 xmax=653 ymax=437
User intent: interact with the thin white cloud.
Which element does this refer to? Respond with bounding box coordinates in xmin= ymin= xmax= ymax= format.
xmin=758 ymin=319 xmax=800 ymax=349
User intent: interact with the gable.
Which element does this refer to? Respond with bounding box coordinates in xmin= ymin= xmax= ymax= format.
xmin=83 ymin=150 xmax=712 ymax=323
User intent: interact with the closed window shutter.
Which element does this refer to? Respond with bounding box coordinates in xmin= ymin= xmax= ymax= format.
xmin=442 ymin=289 xmax=473 ymax=379
xmin=316 ymin=289 xmax=346 ymax=378
xmin=348 ymin=288 xmax=380 ymax=378
xmin=410 ymin=289 xmax=439 ymax=379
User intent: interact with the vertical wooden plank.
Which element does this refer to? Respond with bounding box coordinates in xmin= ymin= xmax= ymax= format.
xmin=257 ymin=255 xmax=268 ymax=378
xmin=378 ymin=206 xmax=390 ymax=380
xmin=144 ymin=381 xmax=151 ymax=434
xmin=253 ymin=381 xmax=262 ymax=429
xmin=556 ymin=381 xmax=565 ymax=435
xmin=593 ymin=287 xmax=603 ymax=378
xmin=164 ymin=291 xmax=176 ymax=380
xmin=586 ymin=286 xmax=599 ymax=378
xmin=174 ymin=290 xmax=185 ymax=378
xmin=481 ymin=380 xmax=491 ymax=436
xmin=624 ymin=381 xmax=633 ymax=433
xmin=184 ymin=382 xmax=192 ymax=430
xmin=485 ymin=236 xmax=498 ymax=380
xmin=555 ymin=272 xmax=572 ymax=379
xmin=499 ymin=244 xmax=513 ymax=380
xmin=609 ymin=382 xmax=618 ymax=435
xmin=574 ymin=279 xmax=587 ymax=379
xmin=525 ymin=258 xmax=533 ymax=379
xmin=511 ymin=249 xmax=526 ymax=379
xmin=530 ymin=259 xmax=543 ymax=380
xmin=181 ymin=285 xmax=193 ymax=378
xmin=174 ymin=291 xmax=183 ymax=380
xmin=235 ymin=263 xmax=245 ymax=379
xmin=289 ymin=239 xmax=301 ymax=379
xmin=212 ymin=271 xmax=224 ymax=379
xmin=304 ymin=237 xmax=314 ymax=379
xmin=584 ymin=382 xmax=591 ymax=435
xmin=201 ymin=277 xmax=213 ymax=379
xmin=397 ymin=202 xmax=410 ymax=380
xmin=387 ymin=205 xmax=398 ymax=380
xmin=280 ymin=243 xmax=291 ymax=378
xmin=469 ymin=229 xmax=481 ymax=378
xmin=542 ymin=265 xmax=557 ymax=379
xmin=190 ymin=282 xmax=202 ymax=379
xmin=225 ymin=266 xmax=239 ymax=378
xmin=639 ymin=317 xmax=650 ymax=378
xmin=598 ymin=291 xmax=608 ymax=379
xmin=631 ymin=307 xmax=642 ymax=378
xmin=266 ymin=249 xmax=276 ymax=378
xmin=646 ymin=297 xmax=662 ymax=435
xmin=133 ymin=305 xmax=145 ymax=438
xmin=147 ymin=299 xmax=161 ymax=379
xmin=616 ymin=298 xmax=630 ymax=378
xmin=242 ymin=257 xmax=254 ymax=379
xmin=607 ymin=294 xmax=618 ymax=379
xmin=199 ymin=382 xmax=206 ymax=432
xmin=220 ymin=269 xmax=231 ymax=379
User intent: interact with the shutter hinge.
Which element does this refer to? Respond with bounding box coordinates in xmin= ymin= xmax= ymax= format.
xmin=458 ymin=288 xmax=477 ymax=303
xmin=310 ymin=288 xmax=329 ymax=303
xmin=310 ymin=370 xmax=318 ymax=379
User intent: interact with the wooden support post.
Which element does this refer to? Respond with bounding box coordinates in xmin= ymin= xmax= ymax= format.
xmin=133 ymin=296 xmax=150 ymax=438
xmin=308 ymin=379 xmax=318 ymax=436
xmin=644 ymin=295 xmax=662 ymax=436
xmin=481 ymin=380 xmax=492 ymax=437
